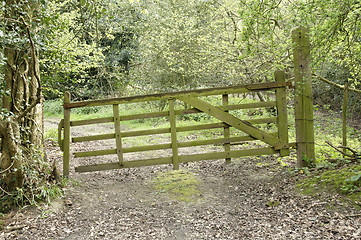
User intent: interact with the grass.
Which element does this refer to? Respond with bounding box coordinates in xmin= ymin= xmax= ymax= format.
xmin=291 ymin=105 xmax=361 ymax=207
xmin=44 ymin=128 xmax=58 ymax=142
xmin=296 ymin=165 xmax=361 ymax=206
xmin=153 ymin=170 xmax=201 ymax=202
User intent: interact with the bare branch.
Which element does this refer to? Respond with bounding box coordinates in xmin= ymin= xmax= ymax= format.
xmin=0 ymin=16 xmax=23 ymax=25
xmin=16 ymin=96 xmax=43 ymax=120
xmin=325 ymin=141 xmax=358 ymax=159
xmin=0 ymin=159 xmax=15 ymax=174
xmin=0 ymin=185 xmax=13 ymax=196
xmin=313 ymin=73 xmax=361 ymax=93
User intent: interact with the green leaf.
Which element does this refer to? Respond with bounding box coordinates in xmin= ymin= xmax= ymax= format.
xmin=350 ymin=174 xmax=361 ymax=182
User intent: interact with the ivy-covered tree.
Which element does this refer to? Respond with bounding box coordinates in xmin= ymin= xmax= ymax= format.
xmin=1 ymin=0 xmax=44 ymax=192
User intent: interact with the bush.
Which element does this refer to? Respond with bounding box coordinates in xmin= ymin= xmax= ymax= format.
xmin=44 ymin=99 xmax=63 ymax=116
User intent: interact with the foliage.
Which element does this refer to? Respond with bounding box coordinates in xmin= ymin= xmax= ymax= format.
xmin=40 ymin=0 xmax=141 ymax=100
xmin=0 ymin=147 xmax=63 ymax=213
xmin=236 ymin=0 xmax=361 ymax=112
xmin=129 ymin=0 xmax=247 ymax=92
xmin=44 ymin=128 xmax=58 ymax=142
xmin=297 ymin=165 xmax=361 ymax=202
xmin=43 ymin=99 xmax=64 ymax=117
xmin=38 ymin=0 xmax=361 ymax=107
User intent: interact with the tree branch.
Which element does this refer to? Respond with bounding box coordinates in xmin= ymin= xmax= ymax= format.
xmin=0 ymin=16 xmax=23 ymax=25
xmin=325 ymin=141 xmax=360 ymax=160
xmin=313 ymin=73 xmax=361 ymax=93
xmin=16 ymin=96 xmax=43 ymax=120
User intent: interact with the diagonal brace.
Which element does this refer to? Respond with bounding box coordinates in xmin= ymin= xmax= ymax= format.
xmin=179 ymin=96 xmax=279 ymax=147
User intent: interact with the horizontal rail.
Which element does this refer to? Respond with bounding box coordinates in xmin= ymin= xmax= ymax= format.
xmin=73 ymin=134 xmax=278 ymax=158
xmin=64 ymin=82 xmax=291 ymax=109
xmin=71 ymin=118 xmax=277 ymax=143
xmin=74 ymin=147 xmax=278 ymax=172
xmin=225 ymin=101 xmax=276 ymax=110
xmin=69 ymin=101 xmax=277 ymax=127
xmin=179 ymin=147 xmax=277 ymax=163
xmin=74 ymin=149 xmax=117 ymax=158
xmin=73 ymin=144 xmax=172 ymax=158
xmin=71 ymin=117 xmax=113 ymax=127
xmin=75 ymin=157 xmax=173 ymax=172
xmin=177 ymin=136 xmax=259 ymax=148
xmin=72 ymin=133 xmax=115 ymax=142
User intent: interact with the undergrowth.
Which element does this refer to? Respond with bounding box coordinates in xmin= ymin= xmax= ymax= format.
xmin=0 ymin=147 xmax=64 ymax=214
xmin=296 ymin=165 xmax=361 ymax=206
xmin=291 ymin=105 xmax=361 ymax=206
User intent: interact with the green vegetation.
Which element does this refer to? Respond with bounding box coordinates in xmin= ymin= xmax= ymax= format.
xmin=0 ymin=149 xmax=64 ymax=213
xmin=153 ymin=170 xmax=201 ymax=202
xmin=297 ymin=165 xmax=361 ymax=205
xmin=44 ymin=128 xmax=58 ymax=142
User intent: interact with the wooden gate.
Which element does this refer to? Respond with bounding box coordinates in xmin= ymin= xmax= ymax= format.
xmin=59 ymin=71 xmax=292 ymax=176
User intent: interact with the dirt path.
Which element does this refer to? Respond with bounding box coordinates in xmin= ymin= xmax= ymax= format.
xmin=1 ymin=120 xmax=361 ymax=239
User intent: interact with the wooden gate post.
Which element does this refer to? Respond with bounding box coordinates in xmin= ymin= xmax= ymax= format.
xmin=292 ymin=26 xmax=315 ymax=167
xmin=63 ymin=92 xmax=71 ymax=177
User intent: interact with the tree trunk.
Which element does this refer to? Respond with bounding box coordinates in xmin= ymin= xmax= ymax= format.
xmin=1 ymin=0 xmax=43 ymax=192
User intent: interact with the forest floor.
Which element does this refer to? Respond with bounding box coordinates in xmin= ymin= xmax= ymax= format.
xmin=1 ymin=118 xmax=361 ymax=240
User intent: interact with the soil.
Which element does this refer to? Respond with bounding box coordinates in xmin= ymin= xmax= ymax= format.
xmin=1 ymin=119 xmax=361 ymax=239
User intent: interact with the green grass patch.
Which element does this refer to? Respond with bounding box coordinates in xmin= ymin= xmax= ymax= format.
xmin=296 ymin=165 xmax=361 ymax=204
xmin=153 ymin=170 xmax=202 ymax=202
xmin=44 ymin=128 xmax=58 ymax=142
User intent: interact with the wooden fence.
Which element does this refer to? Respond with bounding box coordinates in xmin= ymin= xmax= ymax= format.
xmin=59 ymin=71 xmax=293 ymax=176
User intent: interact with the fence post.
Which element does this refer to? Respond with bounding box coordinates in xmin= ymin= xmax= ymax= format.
xmin=292 ymin=26 xmax=315 ymax=167
xmin=169 ymin=98 xmax=179 ymax=170
xmin=275 ymin=71 xmax=290 ymax=157
xmin=222 ymin=94 xmax=231 ymax=164
xmin=342 ymin=81 xmax=349 ymax=153
xmin=63 ymin=92 xmax=71 ymax=177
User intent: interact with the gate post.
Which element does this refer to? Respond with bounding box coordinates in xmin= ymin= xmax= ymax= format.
xmin=292 ymin=26 xmax=315 ymax=167
xmin=63 ymin=92 xmax=71 ymax=177
xmin=275 ymin=71 xmax=289 ymax=157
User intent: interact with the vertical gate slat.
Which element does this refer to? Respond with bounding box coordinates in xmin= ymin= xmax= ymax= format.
xmin=275 ymin=71 xmax=290 ymax=157
xmin=222 ymin=94 xmax=231 ymax=164
xmin=113 ymin=104 xmax=124 ymax=164
xmin=63 ymin=92 xmax=71 ymax=177
xmin=168 ymin=99 xmax=179 ymax=170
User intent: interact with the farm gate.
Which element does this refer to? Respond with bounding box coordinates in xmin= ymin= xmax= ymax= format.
xmin=58 ymin=26 xmax=315 ymax=176
xmin=58 ymin=71 xmax=294 ymax=176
